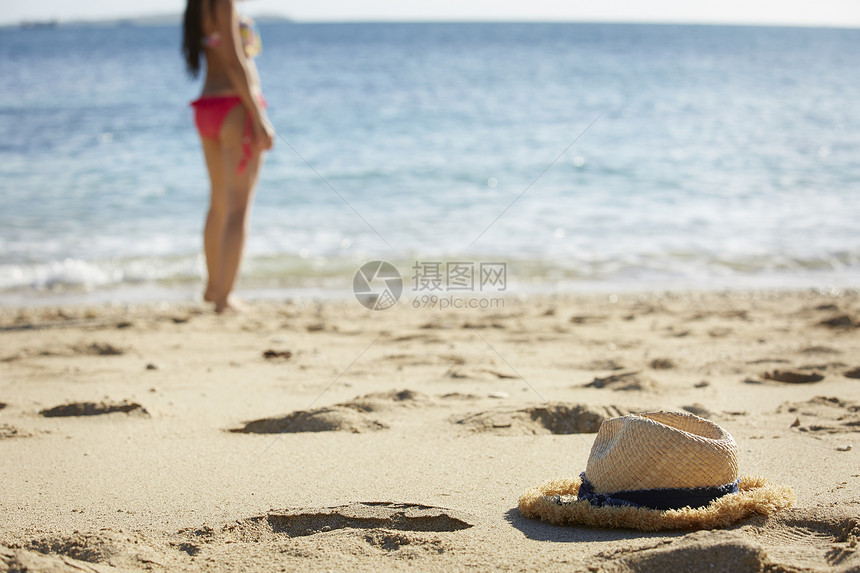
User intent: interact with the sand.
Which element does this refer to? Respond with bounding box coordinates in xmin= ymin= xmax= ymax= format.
xmin=0 ymin=289 xmax=858 ymax=572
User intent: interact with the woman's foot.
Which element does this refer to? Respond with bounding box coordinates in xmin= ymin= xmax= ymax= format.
xmin=214 ymin=295 xmax=249 ymax=315
xmin=203 ymin=283 xmax=217 ymax=303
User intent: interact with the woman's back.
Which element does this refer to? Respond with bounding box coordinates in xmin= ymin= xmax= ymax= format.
xmin=199 ymin=2 xmax=262 ymax=96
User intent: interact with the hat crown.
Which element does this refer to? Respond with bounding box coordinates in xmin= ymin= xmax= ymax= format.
xmin=584 ymin=411 xmax=738 ymax=494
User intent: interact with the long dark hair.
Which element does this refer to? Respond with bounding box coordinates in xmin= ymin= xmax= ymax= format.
xmin=182 ymin=0 xmax=218 ymax=77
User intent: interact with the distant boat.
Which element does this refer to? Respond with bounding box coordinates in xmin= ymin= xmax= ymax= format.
xmin=20 ymin=20 xmax=59 ymax=30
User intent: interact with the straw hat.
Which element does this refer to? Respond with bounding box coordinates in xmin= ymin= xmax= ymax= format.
xmin=518 ymin=411 xmax=794 ymax=531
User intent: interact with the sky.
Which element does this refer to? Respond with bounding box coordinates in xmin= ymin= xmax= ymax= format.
xmin=1 ymin=0 xmax=859 ymax=28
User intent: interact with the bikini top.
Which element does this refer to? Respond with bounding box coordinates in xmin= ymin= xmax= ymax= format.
xmin=202 ymin=15 xmax=261 ymax=58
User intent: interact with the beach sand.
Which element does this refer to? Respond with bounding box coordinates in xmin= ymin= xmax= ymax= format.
xmin=1 ymin=289 xmax=858 ymax=572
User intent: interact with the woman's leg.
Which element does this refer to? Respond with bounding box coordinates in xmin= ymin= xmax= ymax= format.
xmin=211 ymin=103 xmax=264 ymax=313
xmin=201 ymin=137 xmax=226 ymax=303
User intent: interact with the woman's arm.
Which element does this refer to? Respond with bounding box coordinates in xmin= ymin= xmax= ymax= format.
xmin=211 ymin=0 xmax=274 ymax=150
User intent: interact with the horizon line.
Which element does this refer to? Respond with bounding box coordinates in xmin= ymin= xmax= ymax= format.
xmin=3 ymin=14 xmax=860 ymax=31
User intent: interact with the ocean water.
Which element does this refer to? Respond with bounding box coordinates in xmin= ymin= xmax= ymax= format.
xmin=1 ymin=22 xmax=859 ymax=302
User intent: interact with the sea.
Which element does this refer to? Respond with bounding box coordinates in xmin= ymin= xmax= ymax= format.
xmin=1 ymin=21 xmax=859 ymax=305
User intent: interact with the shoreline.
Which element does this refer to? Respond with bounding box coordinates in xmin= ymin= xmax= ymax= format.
xmin=1 ymin=269 xmax=858 ymax=310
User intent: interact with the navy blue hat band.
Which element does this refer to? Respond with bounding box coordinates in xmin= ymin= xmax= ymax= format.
xmin=577 ymin=473 xmax=740 ymax=511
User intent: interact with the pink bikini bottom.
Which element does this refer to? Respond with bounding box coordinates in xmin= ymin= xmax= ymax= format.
xmin=190 ymin=94 xmax=266 ymax=174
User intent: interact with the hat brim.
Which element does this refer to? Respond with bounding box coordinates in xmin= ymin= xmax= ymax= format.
xmin=518 ymin=475 xmax=794 ymax=531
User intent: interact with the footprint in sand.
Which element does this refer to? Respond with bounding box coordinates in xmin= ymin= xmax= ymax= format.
xmin=681 ymin=403 xmax=715 ymax=418
xmin=586 ymin=509 xmax=859 ymax=573
xmin=249 ymin=502 xmax=473 ymax=537
xmin=461 ymin=320 xmax=507 ymax=330
xmin=361 ymin=530 xmax=450 ymax=554
xmin=391 ymin=333 xmax=445 ymax=344
xmin=2 ymin=341 xmax=126 ymax=362
xmin=584 ymin=371 xmax=659 ymax=392
xmin=844 ymin=367 xmax=860 ymax=379
xmin=71 ymin=342 xmax=126 ymax=356
xmin=648 ymin=358 xmax=676 ymax=370
xmin=338 ymin=389 xmax=431 ymax=413
xmin=262 ymin=349 xmax=293 ymax=360
xmin=587 ymin=536 xmax=768 ymax=573
xmin=455 ymin=404 xmax=631 ymax=435
xmin=446 ymin=366 xmax=517 ymax=381
xmin=1 ymin=547 xmax=117 ymax=572
xmin=170 ymin=503 xmax=472 ymax=560
xmin=761 ymin=370 xmax=824 ymax=384
xmin=802 ymin=345 xmax=843 ymax=355
xmin=7 ymin=342 xmax=126 ymax=362
xmin=779 ymin=396 xmax=860 ymax=433
xmin=0 ymin=424 xmax=31 ymax=439
xmin=39 ymin=401 xmax=148 ymax=418
xmin=569 ymin=314 xmax=608 ymax=325
xmin=231 ymin=389 xmax=430 ymax=434
xmin=13 ymin=530 xmax=169 ymax=570
xmin=231 ymin=406 xmax=387 ymax=434
xmin=744 ymin=509 xmax=860 ymax=572
xmin=382 ymin=353 xmax=465 ymax=368
xmin=817 ymin=314 xmax=857 ymax=329
xmin=707 ymin=327 xmax=733 ymax=338
xmin=576 ymin=359 xmax=626 ymax=371
xmin=746 ymin=357 xmax=791 ymax=365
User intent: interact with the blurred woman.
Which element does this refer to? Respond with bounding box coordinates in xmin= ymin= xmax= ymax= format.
xmin=183 ymin=0 xmax=274 ymax=313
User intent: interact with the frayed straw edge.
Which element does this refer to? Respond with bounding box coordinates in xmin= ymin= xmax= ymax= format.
xmin=517 ymin=475 xmax=795 ymax=532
